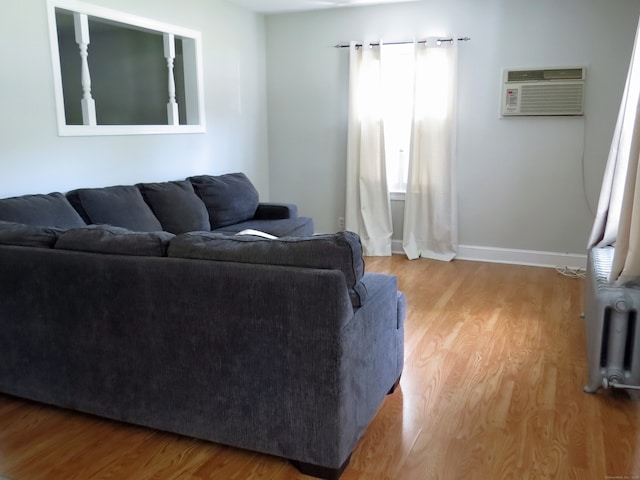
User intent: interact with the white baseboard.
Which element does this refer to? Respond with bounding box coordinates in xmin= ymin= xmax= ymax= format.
xmin=391 ymin=240 xmax=587 ymax=270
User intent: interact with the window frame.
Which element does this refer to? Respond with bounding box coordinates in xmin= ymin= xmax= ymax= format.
xmin=46 ymin=0 xmax=206 ymax=136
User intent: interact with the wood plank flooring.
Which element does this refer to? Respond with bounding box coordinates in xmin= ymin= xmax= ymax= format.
xmin=1 ymin=255 xmax=639 ymax=479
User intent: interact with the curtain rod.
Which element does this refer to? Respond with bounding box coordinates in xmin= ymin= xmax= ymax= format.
xmin=334 ymin=37 xmax=471 ymax=48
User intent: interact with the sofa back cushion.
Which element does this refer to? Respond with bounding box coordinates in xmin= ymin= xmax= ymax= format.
xmin=55 ymin=225 xmax=174 ymax=257
xmin=0 ymin=220 xmax=62 ymax=248
xmin=0 ymin=193 xmax=86 ymax=229
xmin=137 ymin=180 xmax=210 ymax=234
xmin=168 ymin=230 xmax=368 ymax=307
xmin=188 ymin=173 xmax=259 ymax=229
xmin=67 ymin=186 xmax=163 ymax=232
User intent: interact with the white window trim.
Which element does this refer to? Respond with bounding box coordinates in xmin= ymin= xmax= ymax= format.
xmin=46 ymin=0 xmax=206 ymax=136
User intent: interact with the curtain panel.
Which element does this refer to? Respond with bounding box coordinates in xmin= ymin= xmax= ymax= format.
xmin=403 ymin=40 xmax=459 ymax=261
xmin=345 ymin=41 xmax=394 ymax=256
xmin=589 ymin=17 xmax=640 ymax=285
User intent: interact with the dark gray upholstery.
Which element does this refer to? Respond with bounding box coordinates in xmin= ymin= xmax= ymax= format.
xmin=254 ymin=203 xmax=298 ymax=219
xmin=0 ymin=174 xmax=401 ymax=479
xmin=211 ymin=217 xmax=314 ymax=237
xmin=137 ymin=180 xmax=211 ymax=234
xmin=0 ymin=192 xmax=86 ymax=228
xmin=56 ymin=225 xmax=174 ymax=257
xmin=0 ymin=221 xmax=61 ymax=248
xmin=169 ymin=231 xmax=368 ymax=307
xmin=189 ymin=173 xmax=260 ymax=228
xmin=0 ymin=245 xmax=405 ymax=478
xmin=67 ymin=185 xmax=163 ymax=232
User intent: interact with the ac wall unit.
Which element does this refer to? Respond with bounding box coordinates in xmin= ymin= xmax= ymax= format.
xmin=501 ymin=67 xmax=585 ymax=116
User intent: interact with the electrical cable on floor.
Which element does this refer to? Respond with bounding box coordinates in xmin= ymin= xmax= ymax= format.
xmin=555 ymin=265 xmax=586 ymax=279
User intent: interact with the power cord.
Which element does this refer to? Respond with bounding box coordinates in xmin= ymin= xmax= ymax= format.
xmin=555 ymin=265 xmax=586 ymax=279
xmin=579 ymin=116 xmax=597 ymax=218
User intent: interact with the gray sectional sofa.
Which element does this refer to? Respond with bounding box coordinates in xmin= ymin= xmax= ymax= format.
xmin=0 ymin=172 xmax=406 ymax=480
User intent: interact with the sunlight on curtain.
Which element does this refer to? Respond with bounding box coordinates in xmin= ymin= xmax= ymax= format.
xmin=403 ymin=40 xmax=459 ymax=261
xmin=345 ymin=41 xmax=393 ymax=256
xmin=381 ymin=43 xmax=415 ymax=193
xmin=589 ymin=17 xmax=640 ymax=285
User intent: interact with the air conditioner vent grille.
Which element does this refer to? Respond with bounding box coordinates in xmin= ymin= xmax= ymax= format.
xmin=507 ymin=68 xmax=584 ymax=83
xmin=508 ymin=70 xmax=544 ymax=82
xmin=519 ymin=84 xmax=584 ymax=115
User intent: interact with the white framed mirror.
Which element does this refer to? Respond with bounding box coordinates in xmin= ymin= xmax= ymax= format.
xmin=47 ymin=0 xmax=206 ymax=136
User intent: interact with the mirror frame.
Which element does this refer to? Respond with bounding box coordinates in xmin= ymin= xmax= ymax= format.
xmin=46 ymin=0 xmax=206 ymax=136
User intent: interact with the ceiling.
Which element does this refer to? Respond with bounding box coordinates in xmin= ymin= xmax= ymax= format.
xmin=224 ymin=0 xmax=420 ymax=14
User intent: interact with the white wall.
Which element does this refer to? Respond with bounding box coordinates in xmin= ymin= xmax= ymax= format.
xmin=265 ymin=0 xmax=640 ymax=257
xmin=0 ymin=0 xmax=270 ymax=198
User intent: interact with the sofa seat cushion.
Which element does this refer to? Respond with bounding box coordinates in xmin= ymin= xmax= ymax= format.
xmin=67 ymin=186 xmax=163 ymax=232
xmin=55 ymin=225 xmax=174 ymax=257
xmin=188 ymin=173 xmax=260 ymax=229
xmin=0 ymin=221 xmax=62 ymax=248
xmin=137 ymin=180 xmax=211 ymax=234
xmin=0 ymin=193 xmax=86 ymax=229
xmin=168 ymin=230 xmax=367 ymax=307
xmin=211 ymin=217 xmax=314 ymax=238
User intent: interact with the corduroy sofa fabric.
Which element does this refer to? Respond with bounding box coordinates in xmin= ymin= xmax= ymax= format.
xmin=189 ymin=173 xmax=260 ymax=229
xmin=169 ymin=231 xmax=368 ymax=307
xmin=56 ymin=225 xmax=175 ymax=257
xmin=66 ymin=185 xmax=164 ymax=232
xmin=0 ymin=220 xmax=62 ymax=248
xmin=0 ymin=172 xmax=403 ymax=480
xmin=137 ymin=180 xmax=211 ymax=234
xmin=0 ymin=192 xmax=85 ymax=229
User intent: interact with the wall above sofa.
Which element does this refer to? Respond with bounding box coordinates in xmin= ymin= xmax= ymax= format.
xmin=0 ymin=0 xmax=270 ymax=200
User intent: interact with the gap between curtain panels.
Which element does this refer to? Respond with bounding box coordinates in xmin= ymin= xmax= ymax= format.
xmin=334 ymin=37 xmax=471 ymax=49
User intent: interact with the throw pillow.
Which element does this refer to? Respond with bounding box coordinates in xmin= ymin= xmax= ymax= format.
xmin=0 ymin=192 xmax=86 ymax=228
xmin=66 ymin=185 xmax=163 ymax=232
xmin=137 ymin=180 xmax=210 ymax=234
xmin=188 ymin=173 xmax=259 ymax=229
xmin=168 ymin=230 xmax=368 ymax=307
xmin=55 ymin=225 xmax=174 ymax=257
xmin=0 ymin=220 xmax=62 ymax=248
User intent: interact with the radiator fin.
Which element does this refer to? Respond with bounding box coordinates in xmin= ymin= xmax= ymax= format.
xmin=600 ymin=307 xmax=611 ymax=369
xmin=624 ymin=311 xmax=637 ymax=371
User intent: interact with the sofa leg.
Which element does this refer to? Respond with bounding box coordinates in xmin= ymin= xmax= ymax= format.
xmin=387 ymin=374 xmax=402 ymax=395
xmin=291 ymin=454 xmax=351 ymax=480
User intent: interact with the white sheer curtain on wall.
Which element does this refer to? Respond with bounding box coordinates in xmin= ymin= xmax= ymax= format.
xmin=403 ymin=39 xmax=459 ymax=261
xmin=345 ymin=41 xmax=394 ymax=256
xmin=588 ymin=16 xmax=640 ymax=285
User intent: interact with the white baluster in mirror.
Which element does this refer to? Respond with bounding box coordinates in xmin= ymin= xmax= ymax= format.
xmin=73 ymin=12 xmax=96 ymax=126
xmin=164 ymin=33 xmax=179 ymax=126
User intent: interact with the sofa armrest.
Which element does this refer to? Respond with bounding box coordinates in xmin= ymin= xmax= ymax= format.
xmin=254 ymin=203 xmax=298 ymax=220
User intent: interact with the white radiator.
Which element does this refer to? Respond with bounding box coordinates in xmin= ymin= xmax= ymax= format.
xmin=584 ymin=246 xmax=640 ymax=396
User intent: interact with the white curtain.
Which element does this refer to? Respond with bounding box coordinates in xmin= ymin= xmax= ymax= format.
xmin=588 ymin=17 xmax=640 ymax=285
xmin=345 ymin=41 xmax=394 ymax=256
xmin=403 ymin=40 xmax=459 ymax=261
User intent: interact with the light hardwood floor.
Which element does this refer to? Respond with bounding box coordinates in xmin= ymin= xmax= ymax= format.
xmin=1 ymin=255 xmax=639 ymax=479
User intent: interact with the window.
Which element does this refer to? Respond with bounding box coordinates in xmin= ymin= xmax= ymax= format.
xmin=47 ymin=0 xmax=206 ymax=136
xmin=380 ymin=43 xmax=415 ymax=194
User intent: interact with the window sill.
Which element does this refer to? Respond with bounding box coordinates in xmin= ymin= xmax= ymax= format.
xmin=390 ymin=191 xmax=405 ymax=201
